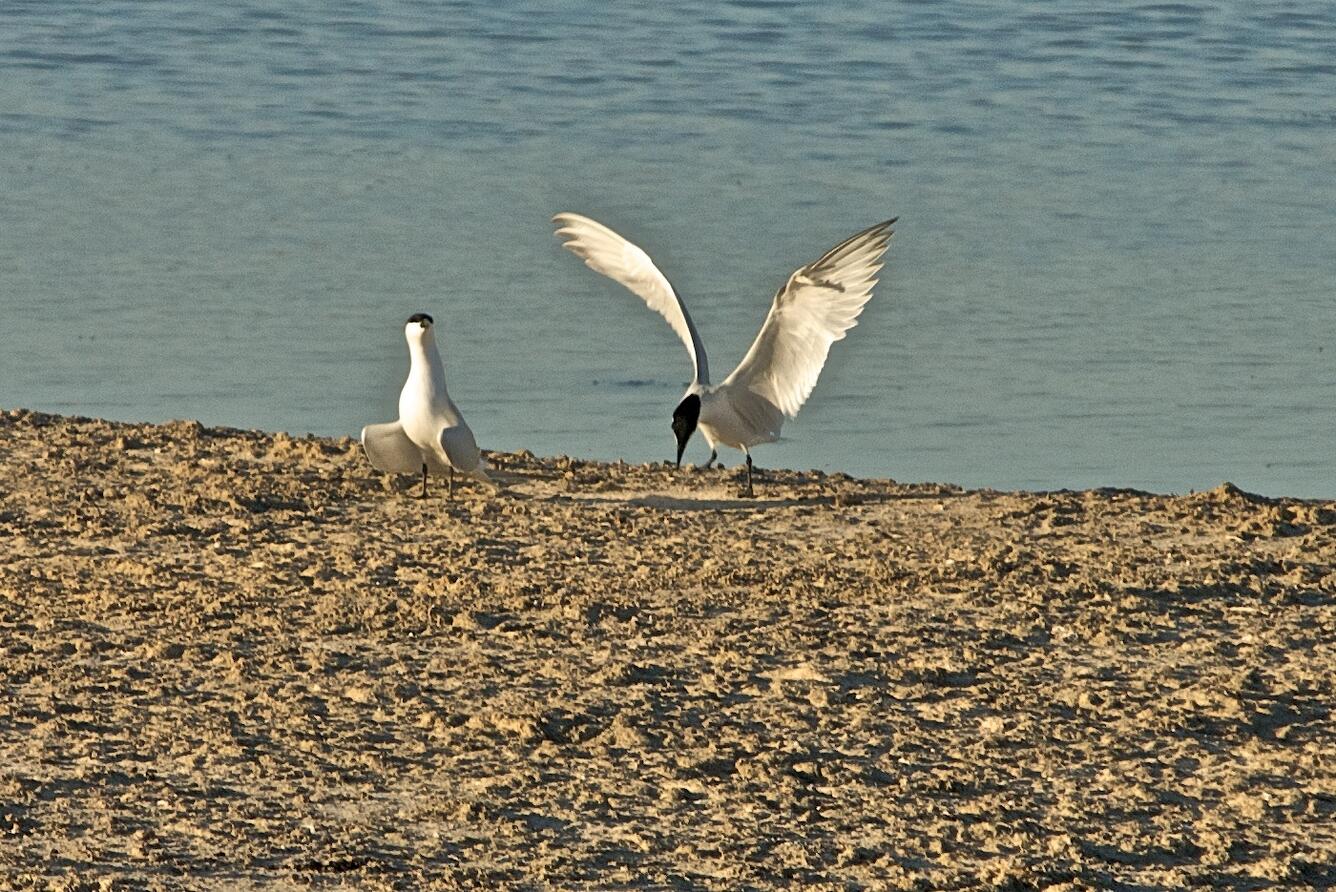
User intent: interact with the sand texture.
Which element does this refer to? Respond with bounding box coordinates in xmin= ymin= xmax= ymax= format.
xmin=2 ymin=409 xmax=1336 ymax=890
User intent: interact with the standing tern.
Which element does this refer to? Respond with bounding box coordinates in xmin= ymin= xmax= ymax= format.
xmin=361 ymin=313 xmax=490 ymax=499
xmin=552 ymin=213 xmax=895 ymax=496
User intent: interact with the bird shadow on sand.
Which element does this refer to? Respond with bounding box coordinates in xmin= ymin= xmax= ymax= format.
xmin=616 ymin=480 xmax=969 ymax=512
xmin=628 ymin=494 xmax=809 ymax=512
xmin=620 ymin=493 xmax=895 ymax=513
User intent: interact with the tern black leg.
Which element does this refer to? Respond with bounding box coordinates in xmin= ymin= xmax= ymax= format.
xmin=703 ymin=449 xmax=717 ymax=470
xmin=448 ymin=466 xmax=455 ymax=501
xmin=744 ymin=452 xmax=754 ymax=498
xmin=419 ymin=463 xmax=429 ymax=499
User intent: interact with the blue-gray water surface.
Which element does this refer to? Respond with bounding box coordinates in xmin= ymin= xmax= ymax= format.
xmin=3 ymin=2 xmax=1334 ymax=495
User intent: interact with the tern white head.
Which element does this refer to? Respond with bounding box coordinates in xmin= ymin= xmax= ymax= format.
xmin=361 ymin=312 xmax=490 ymax=499
xmin=553 ymin=213 xmax=895 ymax=496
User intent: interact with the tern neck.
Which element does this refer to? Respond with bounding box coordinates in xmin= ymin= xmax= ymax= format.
xmin=407 ymin=336 xmax=446 ymax=384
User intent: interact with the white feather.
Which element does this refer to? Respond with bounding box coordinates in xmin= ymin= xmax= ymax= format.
xmin=724 ymin=219 xmax=894 ymax=417
xmin=552 ymin=213 xmax=710 ymax=386
xmin=361 ymin=420 xmax=423 ymax=474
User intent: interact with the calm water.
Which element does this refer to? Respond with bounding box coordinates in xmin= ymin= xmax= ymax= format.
xmin=2 ymin=2 xmax=1334 ymax=495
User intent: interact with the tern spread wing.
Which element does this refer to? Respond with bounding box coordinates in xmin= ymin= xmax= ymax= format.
xmin=723 ymin=219 xmax=896 ymax=417
xmin=553 ymin=212 xmax=710 ymax=386
xmin=361 ymin=421 xmax=422 ymax=474
xmin=439 ymin=423 xmax=488 ymax=480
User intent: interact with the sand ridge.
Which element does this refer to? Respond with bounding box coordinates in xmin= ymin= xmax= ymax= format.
xmin=1 ymin=408 xmax=1335 ymax=889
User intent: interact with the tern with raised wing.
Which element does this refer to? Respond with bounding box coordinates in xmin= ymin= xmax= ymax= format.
xmin=361 ymin=313 xmax=490 ymax=499
xmin=552 ymin=213 xmax=895 ymax=496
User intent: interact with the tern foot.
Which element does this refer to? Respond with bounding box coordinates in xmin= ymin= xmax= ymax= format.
xmin=736 ymin=472 xmax=756 ymax=498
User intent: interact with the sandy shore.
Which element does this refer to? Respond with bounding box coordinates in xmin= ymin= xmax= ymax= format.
xmin=2 ymin=408 xmax=1335 ymax=889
